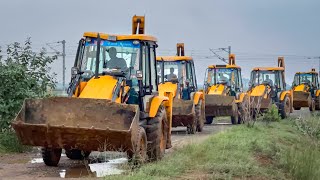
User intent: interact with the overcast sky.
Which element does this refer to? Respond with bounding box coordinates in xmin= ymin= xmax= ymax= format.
xmin=1 ymin=0 xmax=320 ymax=84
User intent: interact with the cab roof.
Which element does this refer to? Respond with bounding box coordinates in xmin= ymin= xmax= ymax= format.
xmin=295 ymin=71 xmax=318 ymax=75
xmin=207 ymin=64 xmax=241 ymax=69
xmin=252 ymin=67 xmax=285 ymax=71
xmin=83 ymin=32 xmax=157 ymax=42
xmin=156 ymin=56 xmax=193 ymax=61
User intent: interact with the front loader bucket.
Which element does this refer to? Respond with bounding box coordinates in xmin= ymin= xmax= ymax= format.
xmin=250 ymin=96 xmax=272 ymax=112
xmin=205 ymin=95 xmax=236 ymax=117
xmin=293 ymin=91 xmax=311 ymax=108
xmin=171 ymin=99 xmax=195 ymax=127
xmin=12 ymin=97 xmax=140 ymax=152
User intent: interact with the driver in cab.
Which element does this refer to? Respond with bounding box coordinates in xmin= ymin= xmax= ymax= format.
xmin=218 ymin=73 xmax=230 ymax=85
xmin=165 ymin=67 xmax=178 ymax=82
xmin=302 ymin=76 xmax=311 ymax=85
xmin=107 ymin=47 xmax=127 ymax=70
xmin=264 ymin=75 xmax=273 ymax=86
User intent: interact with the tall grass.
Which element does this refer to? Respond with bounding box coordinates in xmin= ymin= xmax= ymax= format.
xmin=0 ymin=131 xmax=29 ymax=153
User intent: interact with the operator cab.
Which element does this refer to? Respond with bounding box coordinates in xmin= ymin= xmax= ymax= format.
xmin=68 ymin=16 xmax=159 ymax=110
xmin=293 ymin=72 xmax=319 ymax=88
xmin=204 ymin=65 xmax=243 ymax=96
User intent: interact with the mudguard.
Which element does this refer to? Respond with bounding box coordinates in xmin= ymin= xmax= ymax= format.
xmin=193 ymin=91 xmax=204 ymax=105
xmin=149 ymin=96 xmax=169 ymax=118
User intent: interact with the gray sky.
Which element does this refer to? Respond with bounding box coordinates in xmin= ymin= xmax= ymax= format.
xmin=1 ymin=0 xmax=320 ymax=84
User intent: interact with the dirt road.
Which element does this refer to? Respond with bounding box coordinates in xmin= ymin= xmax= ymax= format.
xmin=0 ymin=109 xmax=308 ymax=179
xmin=0 ymin=122 xmax=231 ymax=179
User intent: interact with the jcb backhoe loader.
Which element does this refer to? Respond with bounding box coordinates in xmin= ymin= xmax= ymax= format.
xmin=203 ymin=54 xmax=246 ymax=124
xmin=247 ymin=57 xmax=292 ymax=119
xmin=292 ymin=68 xmax=320 ymax=111
xmin=156 ymin=43 xmax=204 ymax=134
xmin=12 ymin=15 xmax=174 ymax=166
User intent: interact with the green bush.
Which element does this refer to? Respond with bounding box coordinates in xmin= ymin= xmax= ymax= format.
xmin=294 ymin=115 xmax=320 ymax=139
xmin=0 ymin=38 xmax=56 ymax=131
xmin=0 ymin=131 xmax=30 ymax=153
xmin=259 ymin=104 xmax=281 ymax=124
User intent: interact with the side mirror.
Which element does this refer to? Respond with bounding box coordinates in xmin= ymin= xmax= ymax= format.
xmin=136 ymin=70 xmax=143 ymax=80
xmin=71 ymin=67 xmax=80 ymax=76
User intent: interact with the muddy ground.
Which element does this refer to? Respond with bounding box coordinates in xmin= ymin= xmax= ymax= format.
xmin=0 ymin=110 xmax=306 ymax=179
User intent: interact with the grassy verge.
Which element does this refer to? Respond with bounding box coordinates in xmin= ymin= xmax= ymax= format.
xmin=0 ymin=131 xmax=30 ymax=153
xmin=109 ymin=116 xmax=320 ymax=180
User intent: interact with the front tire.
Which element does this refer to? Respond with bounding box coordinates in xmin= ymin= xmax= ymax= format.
xmin=127 ymin=127 xmax=147 ymax=164
xmin=144 ymin=105 xmax=168 ymax=161
xmin=294 ymin=107 xmax=301 ymax=110
xmin=309 ymin=99 xmax=315 ymax=112
xmin=66 ymin=149 xmax=90 ymax=160
xmin=315 ymin=96 xmax=320 ymax=110
xmin=196 ymin=100 xmax=205 ymax=132
xmin=205 ymin=116 xmax=214 ymax=124
xmin=279 ymin=95 xmax=291 ymax=119
xmin=42 ymin=147 xmax=62 ymax=166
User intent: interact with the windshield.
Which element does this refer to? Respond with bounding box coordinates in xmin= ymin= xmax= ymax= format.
xmin=81 ymin=38 xmax=140 ymax=79
xmin=206 ymin=68 xmax=236 ymax=86
xmin=250 ymin=70 xmax=276 ymax=86
xmin=293 ymin=73 xmax=312 ymax=86
xmin=157 ymin=61 xmax=186 ymax=83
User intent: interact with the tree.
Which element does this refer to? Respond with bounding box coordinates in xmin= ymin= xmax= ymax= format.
xmin=0 ymin=38 xmax=57 ymax=131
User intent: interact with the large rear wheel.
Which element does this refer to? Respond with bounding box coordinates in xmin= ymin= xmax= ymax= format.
xmin=42 ymin=147 xmax=62 ymax=166
xmin=196 ymin=100 xmax=205 ymax=132
xmin=144 ymin=105 xmax=168 ymax=161
xmin=279 ymin=95 xmax=291 ymax=119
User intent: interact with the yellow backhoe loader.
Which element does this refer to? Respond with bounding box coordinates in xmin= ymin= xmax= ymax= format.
xmin=292 ymin=68 xmax=320 ymax=111
xmin=156 ymin=43 xmax=204 ymax=134
xmin=12 ymin=15 xmax=173 ymax=166
xmin=203 ymin=54 xmax=246 ymax=124
xmin=247 ymin=57 xmax=292 ymax=119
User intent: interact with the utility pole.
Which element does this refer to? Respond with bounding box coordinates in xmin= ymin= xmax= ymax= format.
xmin=209 ymin=46 xmax=231 ymax=63
xmin=307 ymin=56 xmax=320 ymax=76
xmin=61 ymin=40 xmax=66 ymax=91
xmin=46 ymin=40 xmax=66 ymax=91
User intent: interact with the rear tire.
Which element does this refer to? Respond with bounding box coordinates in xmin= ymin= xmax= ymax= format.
xmin=42 ymin=147 xmax=62 ymax=166
xmin=205 ymin=116 xmax=214 ymax=124
xmin=66 ymin=149 xmax=91 ymax=160
xmin=294 ymin=107 xmax=301 ymax=110
xmin=196 ymin=100 xmax=205 ymax=132
xmin=145 ymin=105 xmax=168 ymax=161
xmin=279 ymin=95 xmax=291 ymax=119
xmin=309 ymin=99 xmax=316 ymax=112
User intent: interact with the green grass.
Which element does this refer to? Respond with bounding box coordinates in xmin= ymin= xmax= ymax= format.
xmin=108 ymin=118 xmax=320 ymax=180
xmin=0 ymin=131 xmax=30 ymax=153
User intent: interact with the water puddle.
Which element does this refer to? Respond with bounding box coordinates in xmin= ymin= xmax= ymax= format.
xmin=30 ymin=158 xmax=43 ymax=164
xmin=30 ymin=151 xmax=128 ymax=178
xmin=59 ymin=158 xmax=127 ymax=178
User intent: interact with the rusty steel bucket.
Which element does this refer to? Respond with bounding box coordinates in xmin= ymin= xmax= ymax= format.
xmin=171 ymin=99 xmax=195 ymax=127
xmin=293 ymin=91 xmax=311 ymax=108
xmin=249 ymin=96 xmax=272 ymax=112
xmin=12 ymin=97 xmax=140 ymax=152
xmin=205 ymin=95 xmax=236 ymax=117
